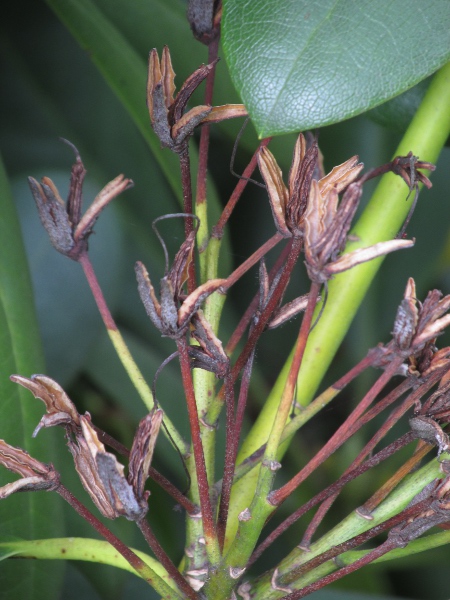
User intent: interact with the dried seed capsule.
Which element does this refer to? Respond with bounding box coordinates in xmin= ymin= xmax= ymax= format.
xmin=409 ymin=416 xmax=450 ymax=457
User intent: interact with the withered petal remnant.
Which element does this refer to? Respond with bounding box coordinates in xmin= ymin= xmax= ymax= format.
xmin=0 ymin=440 xmax=59 ymax=498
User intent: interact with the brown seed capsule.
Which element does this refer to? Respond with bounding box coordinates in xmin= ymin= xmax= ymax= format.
xmin=409 ymin=416 xmax=450 ymax=457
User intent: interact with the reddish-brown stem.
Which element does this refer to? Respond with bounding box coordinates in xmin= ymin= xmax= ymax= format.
xmin=300 ymin=377 xmax=417 ymax=548
xmin=299 ymin=363 xmax=449 ymax=546
xmin=79 ymin=252 xmax=116 ymax=330
xmin=225 ymin=240 xmax=292 ymax=355
xmin=263 ymin=281 xmax=321 ymax=466
xmin=178 ymin=145 xmax=196 ymax=294
xmin=357 ymin=161 xmax=397 ymax=185
xmin=249 ymin=433 xmax=413 ymax=566
xmin=214 ymin=350 xmax=383 ymax=498
xmin=177 ymin=337 xmax=218 ymax=548
xmin=359 ymin=443 xmax=430 ymax=516
xmin=278 ymin=496 xmax=433 ymax=599
xmin=284 ymin=282 xmax=321 ymax=407
xmin=284 ymin=481 xmax=430 ymax=585
xmin=269 ymin=355 xmax=405 ymax=506
xmin=223 ymin=233 xmax=283 ymax=290
xmin=138 ymin=518 xmax=198 ymax=600
xmin=212 ymin=137 xmax=272 ymax=239
xmin=196 ymin=36 xmax=219 ymax=214
xmin=217 ymin=373 xmax=236 ymax=549
xmin=56 ymin=485 xmax=180 ymax=598
xmin=234 ymin=348 xmax=255 ymax=454
xmin=147 ymin=467 xmax=200 ymax=516
xmin=229 ymin=236 xmax=303 ymax=386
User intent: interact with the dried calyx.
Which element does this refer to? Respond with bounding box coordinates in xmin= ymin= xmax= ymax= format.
xmin=258 ymin=133 xmax=415 ymax=284
xmin=0 ymin=440 xmax=59 ymax=499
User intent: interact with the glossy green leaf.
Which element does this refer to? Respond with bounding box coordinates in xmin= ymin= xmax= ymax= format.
xmin=0 ymin=156 xmax=64 ymax=599
xmin=222 ymin=0 xmax=450 ymax=136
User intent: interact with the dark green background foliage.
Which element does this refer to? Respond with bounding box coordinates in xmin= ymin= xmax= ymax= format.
xmin=0 ymin=1 xmax=449 ymax=598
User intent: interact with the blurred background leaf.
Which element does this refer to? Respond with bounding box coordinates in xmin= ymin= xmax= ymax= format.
xmin=0 ymin=157 xmax=64 ymax=598
xmin=1 ymin=1 xmax=450 ymax=598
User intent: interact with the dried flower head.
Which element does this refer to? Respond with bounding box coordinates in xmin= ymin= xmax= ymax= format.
xmin=11 ymin=374 xmax=80 ymax=437
xmin=11 ymin=374 xmax=163 ymax=521
xmin=28 ymin=141 xmax=132 ymax=260
xmin=391 ymin=152 xmax=435 ymax=192
xmin=392 ymin=278 xmax=450 ymax=356
xmin=147 ymin=47 xmax=246 ymax=152
xmin=135 ymin=230 xmax=226 ymax=338
xmin=258 ymin=134 xmax=363 ymax=238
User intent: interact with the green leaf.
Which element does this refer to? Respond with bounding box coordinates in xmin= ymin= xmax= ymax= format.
xmin=0 ymin=537 xmax=168 ymax=581
xmin=222 ymin=0 xmax=450 ymax=136
xmin=0 ymin=156 xmax=64 ymax=598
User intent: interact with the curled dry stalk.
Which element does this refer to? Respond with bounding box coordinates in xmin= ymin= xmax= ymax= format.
xmin=2 ymin=5 xmax=450 ymax=599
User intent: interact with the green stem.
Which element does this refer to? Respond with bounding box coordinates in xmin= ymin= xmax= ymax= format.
xmin=78 ymin=253 xmax=187 ymax=454
xmin=251 ymin=458 xmax=443 ymax=599
xmin=227 ymin=61 xmax=450 ymax=544
xmin=177 ymin=337 xmax=220 ymax=565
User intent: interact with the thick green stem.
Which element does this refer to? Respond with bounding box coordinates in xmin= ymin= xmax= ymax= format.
xmin=251 ymin=458 xmax=443 ymax=599
xmin=226 ymin=62 xmax=450 ymax=546
xmin=78 ymin=253 xmax=187 ymax=454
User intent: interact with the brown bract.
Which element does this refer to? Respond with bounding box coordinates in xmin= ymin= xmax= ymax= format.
xmin=189 ymin=311 xmax=229 ymax=377
xmin=128 ymin=409 xmax=163 ymax=502
xmin=28 ymin=141 xmax=132 ymax=260
xmin=304 ymin=180 xmax=414 ymax=283
xmin=0 ymin=440 xmax=59 ymax=498
xmin=256 ymin=259 xmax=311 ymax=330
xmin=135 ymin=231 xmax=226 ymax=338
